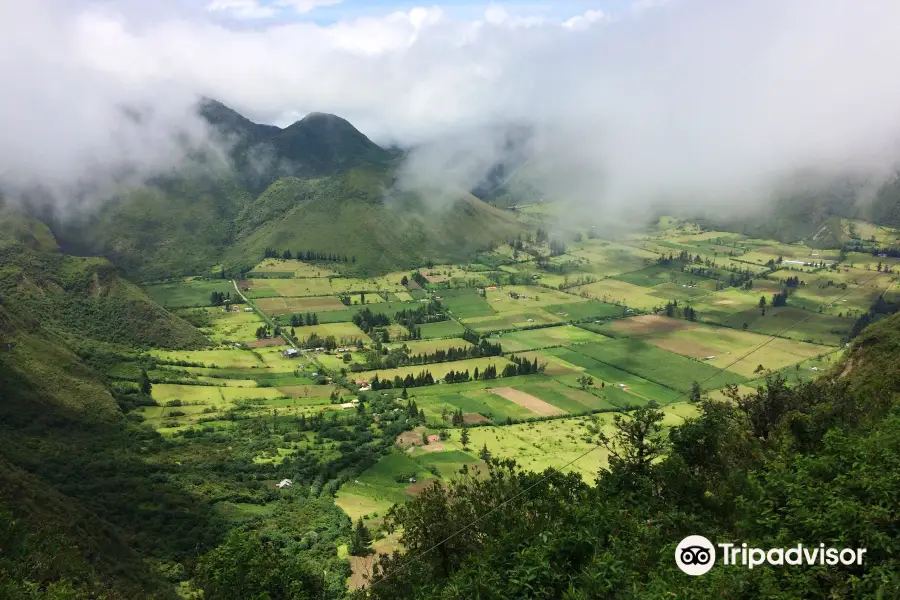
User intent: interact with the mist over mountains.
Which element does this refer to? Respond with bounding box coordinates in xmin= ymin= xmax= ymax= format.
xmin=5 ymin=0 xmax=900 ymax=236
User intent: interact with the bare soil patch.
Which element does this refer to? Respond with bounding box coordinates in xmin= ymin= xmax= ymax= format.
xmin=489 ymin=387 xmax=566 ymax=417
xmin=463 ymin=413 xmax=489 ymax=424
xmin=349 ymin=555 xmax=377 ymax=590
xmin=609 ymin=314 xmax=696 ymax=336
xmin=649 ymin=336 xmax=718 ymax=359
xmin=395 ymin=426 xmax=426 ymax=448
xmin=246 ymin=337 xmax=285 ymax=348
xmin=405 ymin=477 xmax=443 ymax=496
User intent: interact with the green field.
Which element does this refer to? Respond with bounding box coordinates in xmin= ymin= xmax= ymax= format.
xmin=249 ymin=258 xmax=336 ymax=278
xmin=387 ymin=337 xmax=473 ymax=354
xmin=356 ymin=357 xmax=514 ymax=383
xmin=150 ymin=348 xmax=265 ymax=369
xmin=488 ymin=325 xmax=609 ymax=352
xmin=291 ymin=322 xmax=372 ymax=344
xmin=462 ymin=310 xmax=561 ymax=332
xmin=437 ymin=288 xmax=496 ymax=318
xmin=418 ymin=320 xmax=467 ymax=338
xmin=543 ymin=301 xmax=626 ymax=321
xmin=712 ymin=306 xmax=854 ymax=346
xmin=613 ymin=265 xmax=715 ymax=288
xmin=569 ymin=340 xmax=746 ymax=392
xmin=543 ymin=347 xmax=683 ymax=404
xmin=193 ymin=308 xmax=266 ymax=343
xmin=145 ymin=279 xmax=239 ymax=309
xmin=416 ymin=388 xmax=541 ymax=423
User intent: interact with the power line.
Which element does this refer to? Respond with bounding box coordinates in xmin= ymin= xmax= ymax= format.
xmin=364 ymin=259 xmax=898 ymax=592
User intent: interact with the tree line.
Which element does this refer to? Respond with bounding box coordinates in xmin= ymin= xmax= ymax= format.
xmin=262 ymin=248 xmax=356 ymax=263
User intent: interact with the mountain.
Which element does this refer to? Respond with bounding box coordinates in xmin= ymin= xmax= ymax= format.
xmin=0 ymin=211 xmax=207 ymax=349
xmin=51 ymin=100 xmax=520 ymax=280
xmin=0 ymin=214 xmax=214 ymax=599
xmin=199 ymin=98 xmax=393 ymax=192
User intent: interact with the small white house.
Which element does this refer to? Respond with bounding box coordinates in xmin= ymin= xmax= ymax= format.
xmin=281 ymin=348 xmax=300 ymax=358
xmin=276 ymin=479 xmax=293 ymax=489
xmin=243 ymin=307 xmax=253 ymax=312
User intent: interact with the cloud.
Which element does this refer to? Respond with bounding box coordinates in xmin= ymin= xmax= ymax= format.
xmin=205 ymin=0 xmax=342 ymax=20
xmin=3 ymin=0 xmax=900 ymax=223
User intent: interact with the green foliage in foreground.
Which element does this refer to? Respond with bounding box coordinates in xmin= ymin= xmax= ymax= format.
xmin=358 ymin=314 xmax=900 ymax=599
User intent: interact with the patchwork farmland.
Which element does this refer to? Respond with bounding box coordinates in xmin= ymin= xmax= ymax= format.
xmin=134 ymin=219 xmax=897 ymax=588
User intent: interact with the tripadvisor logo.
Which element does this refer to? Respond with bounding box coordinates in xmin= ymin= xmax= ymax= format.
xmin=675 ymin=536 xmax=867 ymax=576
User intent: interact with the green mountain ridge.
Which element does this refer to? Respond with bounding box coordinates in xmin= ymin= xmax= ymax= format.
xmin=52 ymin=101 xmax=521 ymax=280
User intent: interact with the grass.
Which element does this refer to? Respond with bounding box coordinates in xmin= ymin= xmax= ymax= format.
xmin=543 ymin=301 xmax=626 ymax=321
xmin=569 ymin=340 xmax=746 ymax=393
xmin=418 ymin=320 xmax=467 ymax=339
xmin=148 ymin=383 xmax=284 ymax=406
xmin=150 ymin=348 xmax=265 ymax=369
xmin=249 ymin=258 xmax=336 ymax=278
xmin=387 ymin=337 xmax=473 ymax=354
xmin=613 ymin=265 xmax=715 ymax=288
xmin=462 ymin=310 xmax=562 ymax=332
xmin=417 ymin=389 xmax=539 ymax=423
xmin=487 ymin=325 xmax=610 ymax=352
xmin=290 ymin=322 xmax=371 ymax=344
xmin=484 ymin=286 xmax=585 ymax=313
xmin=513 ymin=379 xmax=618 ymax=413
xmin=543 ymin=347 xmax=684 ymax=404
xmin=145 ymin=279 xmax=238 ymax=309
xmin=255 ymin=296 xmax=347 ymax=315
xmin=247 ymin=277 xmax=405 ymax=298
xmin=712 ymin=306 xmax=854 ymax=347
xmin=642 ymin=325 xmax=833 ymax=378
xmin=437 ymin=288 xmax=496 ymax=318
xmin=570 ymin=279 xmax=662 ymax=311
xmin=355 ymin=356 xmax=515 ymax=383
xmin=194 ymin=308 xmax=267 ymax=343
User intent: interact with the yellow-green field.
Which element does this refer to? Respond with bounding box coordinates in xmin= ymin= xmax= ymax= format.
xmin=489 ymin=325 xmax=609 ymax=352
xmin=150 ymin=348 xmax=264 ymax=369
xmin=291 ymin=322 xmax=371 ymax=344
xmin=356 ymin=357 xmax=515 ymax=382
xmin=249 ymin=258 xmax=336 ymax=278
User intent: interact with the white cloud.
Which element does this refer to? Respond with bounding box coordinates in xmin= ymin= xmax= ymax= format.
xmin=205 ymin=0 xmax=341 ymax=20
xmin=4 ymin=0 xmax=900 ymax=220
xmin=562 ymin=9 xmax=604 ymax=30
xmin=206 ymin=0 xmax=276 ymax=20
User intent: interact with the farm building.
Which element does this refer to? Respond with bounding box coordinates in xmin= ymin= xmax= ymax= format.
xmin=281 ymin=348 xmax=300 ymax=358
xmin=427 ymin=434 xmax=440 ymax=443
xmin=276 ymin=479 xmax=293 ymax=489
xmin=243 ymin=307 xmax=253 ymax=312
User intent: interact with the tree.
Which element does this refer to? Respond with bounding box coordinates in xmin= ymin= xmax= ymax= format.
xmin=401 ymin=387 xmax=408 ymax=400
xmin=139 ymin=369 xmax=152 ymax=395
xmin=689 ymin=380 xmax=702 ymax=403
xmin=401 ymin=275 xmax=409 ymax=286
xmin=195 ymin=529 xmax=325 ymax=599
xmin=759 ymin=296 xmax=767 ymax=308
xmin=479 ymin=443 xmax=491 ymax=461
xmin=422 ymin=432 xmax=430 ymax=445
xmin=460 ymin=425 xmax=470 ymax=450
xmin=577 ymin=374 xmax=594 ymax=390
xmin=350 ymin=518 xmax=373 ymax=556
xmin=597 ymin=405 xmax=667 ymax=476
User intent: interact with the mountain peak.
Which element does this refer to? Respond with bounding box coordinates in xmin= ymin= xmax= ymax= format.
xmin=198 ymin=99 xmax=391 ymax=187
